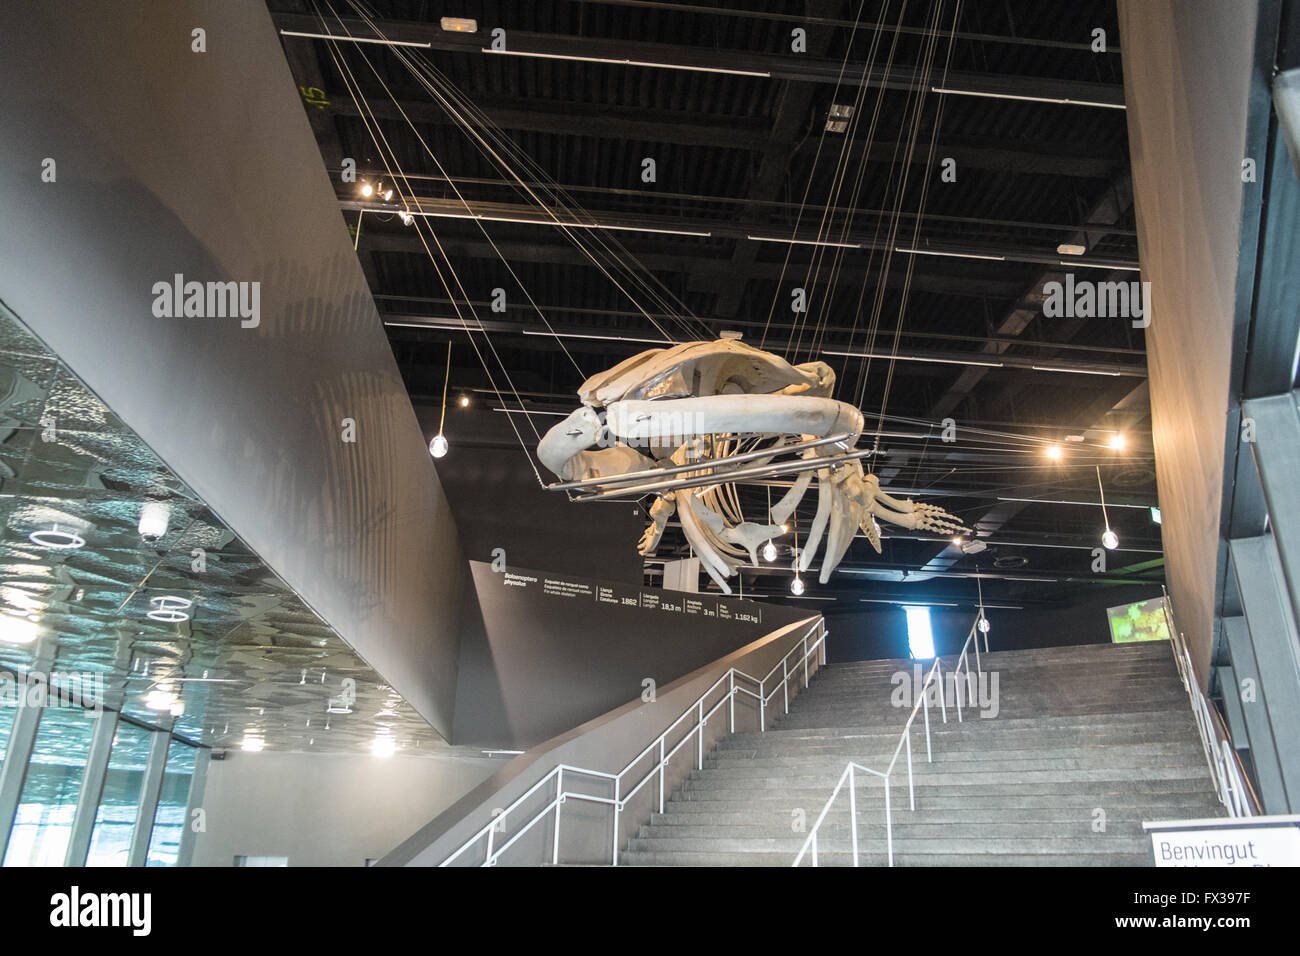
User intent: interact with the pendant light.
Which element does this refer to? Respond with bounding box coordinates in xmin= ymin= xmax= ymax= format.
xmin=430 ymin=340 xmax=451 ymax=459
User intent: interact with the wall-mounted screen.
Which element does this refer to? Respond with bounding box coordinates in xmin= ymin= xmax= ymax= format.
xmin=1107 ymin=597 xmax=1172 ymax=644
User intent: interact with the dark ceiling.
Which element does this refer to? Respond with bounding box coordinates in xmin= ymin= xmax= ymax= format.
xmin=269 ymin=0 xmax=1162 ymax=613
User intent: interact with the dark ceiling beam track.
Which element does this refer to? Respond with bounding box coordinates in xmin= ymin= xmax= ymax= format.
xmin=340 ymin=197 xmax=1139 ymax=272
xmin=271 ymin=13 xmax=1125 ymax=107
xmin=361 ymin=232 xmax=1026 ymax=298
xmin=379 ymin=312 xmax=1144 ymax=378
xmin=328 ymin=95 xmax=1122 ymax=178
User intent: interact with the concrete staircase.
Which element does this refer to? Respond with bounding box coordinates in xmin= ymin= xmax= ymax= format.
xmin=622 ymin=641 xmax=1223 ymax=866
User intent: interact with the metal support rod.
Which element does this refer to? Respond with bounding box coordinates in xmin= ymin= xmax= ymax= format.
xmin=803 ymin=634 xmax=809 ymax=688
xmin=573 ymin=448 xmax=875 ymax=501
xmin=783 ymin=659 xmax=789 ymax=714
xmin=549 ymin=432 xmax=854 ymax=490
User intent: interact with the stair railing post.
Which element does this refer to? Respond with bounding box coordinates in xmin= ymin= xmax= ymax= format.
xmin=551 ymin=767 xmax=563 ymax=866
xmin=906 ymin=728 xmax=915 ymax=811
xmin=783 ymin=658 xmax=789 ymax=715
xmin=612 ymin=777 xmax=621 ymax=867
xmin=658 ymin=737 xmax=666 ymax=814
xmin=849 ymin=764 xmax=859 ymax=868
xmin=922 ymin=677 xmax=932 ymax=762
xmin=937 ymin=659 xmax=947 ymax=723
xmin=728 ymin=670 xmax=735 ymax=733
xmin=697 ymin=698 xmax=704 ymax=770
xmin=884 ymin=775 xmax=893 ymax=867
xmin=803 ymin=634 xmax=810 ymax=688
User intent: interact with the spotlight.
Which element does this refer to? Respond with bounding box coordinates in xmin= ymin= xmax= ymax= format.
xmin=951 ymin=536 xmax=963 ymax=546
xmin=145 ymin=686 xmax=178 ymax=711
xmin=762 ymin=541 xmax=777 ymax=563
xmin=138 ymin=501 xmax=169 ymax=542
xmin=398 ymin=210 xmax=414 ymax=227
xmin=459 ymin=394 xmax=470 ymax=408
xmin=1102 ymin=529 xmax=1119 ymax=550
xmin=382 ymin=189 xmax=394 ymax=202
xmin=1109 ymin=433 xmax=1127 ymax=450
xmin=1045 ymin=444 xmax=1063 ymax=461
xmin=429 ymin=434 xmax=449 ymax=458
xmin=0 ymin=612 xmax=37 ymax=645
xmin=360 ymin=181 xmax=374 ymax=198
xmin=790 ymin=577 xmax=805 ymax=596
xmin=779 ymin=524 xmax=789 ymax=534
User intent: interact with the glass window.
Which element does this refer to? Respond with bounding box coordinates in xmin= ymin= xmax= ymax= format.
xmin=2 ymin=706 xmax=96 ymax=866
xmin=145 ymin=741 xmax=195 ymax=867
xmin=85 ymin=722 xmax=153 ymax=866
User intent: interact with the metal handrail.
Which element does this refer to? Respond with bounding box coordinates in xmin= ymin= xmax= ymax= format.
xmin=1159 ymin=592 xmax=1261 ymax=817
xmin=440 ymin=618 xmax=828 ymax=866
xmin=793 ymin=612 xmax=986 ymax=867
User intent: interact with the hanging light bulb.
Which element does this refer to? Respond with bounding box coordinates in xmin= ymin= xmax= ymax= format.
xmin=459 ymin=394 xmax=471 ymax=408
xmin=430 ymin=341 xmax=452 ymax=460
xmin=790 ymin=576 xmax=805 ymax=596
xmin=1096 ymin=465 xmax=1118 ymax=551
xmin=762 ymin=540 xmax=777 ymax=563
xmin=978 ymin=616 xmax=991 ymax=634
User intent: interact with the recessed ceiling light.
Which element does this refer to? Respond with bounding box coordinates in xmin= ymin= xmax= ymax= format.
xmin=440 ymin=16 xmax=478 ymax=33
xmin=1057 ymin=243 xmax=1087 ymax=256
xmin=29 ymin=525 xmax=85 ymax=549
xmin=147 ymin=595 xmax=192 ymax=622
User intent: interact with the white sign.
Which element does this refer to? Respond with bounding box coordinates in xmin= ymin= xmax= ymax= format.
xmin=1145 ymin=815 xmax=1300 ymax=867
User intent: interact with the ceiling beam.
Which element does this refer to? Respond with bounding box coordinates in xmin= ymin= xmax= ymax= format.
xmin=270 ymin=12 xmax=1126 ymax=107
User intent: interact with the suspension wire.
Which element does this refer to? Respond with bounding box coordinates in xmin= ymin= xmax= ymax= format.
xmin=342 ymin=0 xmax=713 ymax=344
xmin=850 ymin=0 xmax=952 ymax=423
xmin=794 ymin=0 xmax=908 ymax=364
xmin=869 ymin=1 xmax=963 ymax=444
xmin=312 ymin=2 xmax=546 ymax=484
xmin=761 ymin=0 xmax=881 ymax=357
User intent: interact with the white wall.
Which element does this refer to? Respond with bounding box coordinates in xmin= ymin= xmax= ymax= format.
xmin=191 ymin=751 xmax=499 ymax=867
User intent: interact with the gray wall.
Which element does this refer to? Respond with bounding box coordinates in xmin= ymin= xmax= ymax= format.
xmin=191 ymin=751 xmax=499 ymax=867
xmin=0 ymin=2 xmax=466 ymax=736
xmin=452 ymin=561 xmax=809 ymax=747
xmin=1118 ymin=0 xmax=1260 ymax=683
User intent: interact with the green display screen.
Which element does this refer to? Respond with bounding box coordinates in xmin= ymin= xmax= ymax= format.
xmin=1107 ymin=597 xmax=1172 ymax=644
